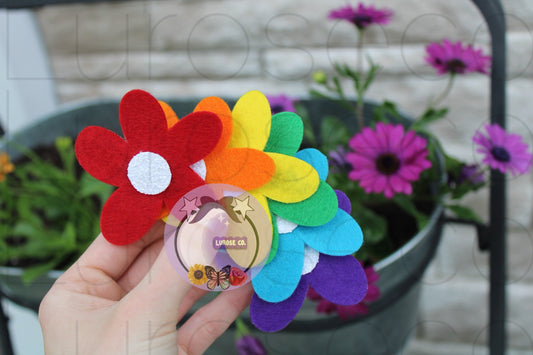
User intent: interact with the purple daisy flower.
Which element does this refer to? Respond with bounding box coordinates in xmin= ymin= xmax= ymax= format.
xmin=328 ymin=3 xmax=393 ymax=29
xmin=346 ymin=122 xmax=432 ymax=199
xmin=425 ymin=39 xmax=491 ymax=75
xmin=266 ymin=94 xmax=296 ymax=115
xmin=328 ymin=145 xmax=352 ymax=173
xmin=458 ymin=164 xmax=485 ymax=185
xmin=236 ymin=335 xmax=267 ymax=355
xmin=473 ymin=123 xmax=532 ymax=176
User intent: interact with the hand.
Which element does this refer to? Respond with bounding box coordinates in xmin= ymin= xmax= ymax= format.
xmin=39 ymin=221 xmax=252 ymax=354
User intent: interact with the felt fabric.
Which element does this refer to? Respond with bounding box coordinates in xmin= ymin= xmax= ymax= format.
xmin=252 ymin=152 xmax=318 ymax=203
xmin=266 ymin=211 xmax=279 ymax=264
xmin=250 ymin=278 xmax=308 ymax=332
xmin=295 ymin=208 xmax=363 ymax=256
xmin=253 ymin=205 xmax=362 ymax=302
xmin=229 ymin=90 xmax=272 ymax=151
xmin=74 ymin=126 xmax=128 ymax=186
xmin=250 ymin=253 xmax=369 ymax=332
xmin=252 ymin=232 xmax=305 ymax=303
xmin=269 ymin=180 xmax=337 ymax=227
xmin=301 ymin=245 xmax=319 ymax=275
xmin=264 ymin=112 xmax=304 ymax=156
xmin=100 ymin=185 xmax=163 ymax=245
xmin=335 ymin=189 xmax=352 ymax=214
xmin=296 ymin=148 xmax=329 ymax=180
xmin=194 ymin=96 xmax=233 ymax=156
xmin=127 ymin=152 xmax=172 ymax=195
xmin=268 ymin=149 xmax=338 ymax=227
xmin=182 ymin=95 xmax=276 ymax=191
xmin=307 ymin=254 xmax=367 ymax=305
xmin=75 ymin=89 xmax=223 ymax=245
xmin=203 ymin=148 xmax=275 ymax=190
xmin=158 ymin=100 xmax=178 ymax=129
xmin=276 ymin=216 xmax=298 ymax=234
xmin=190 ymin=160 xmax=207 ymax=180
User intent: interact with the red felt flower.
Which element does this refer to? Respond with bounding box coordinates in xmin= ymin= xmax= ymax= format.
xmin=75 ymin=89 xmax=222 ymax=245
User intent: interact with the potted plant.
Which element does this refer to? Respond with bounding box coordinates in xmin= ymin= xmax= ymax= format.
xmin=224 ymin=3 xmax=531 ymax=354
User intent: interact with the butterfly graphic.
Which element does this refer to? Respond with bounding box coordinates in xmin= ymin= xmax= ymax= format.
xmin=205 ymin=265 xmax=231 ymax=290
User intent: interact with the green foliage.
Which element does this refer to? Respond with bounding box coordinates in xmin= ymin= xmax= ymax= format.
xmin=305 ymin=59 xmax=489 ymax=266
xmin=0 ymin=137 xmax=113 ymax=283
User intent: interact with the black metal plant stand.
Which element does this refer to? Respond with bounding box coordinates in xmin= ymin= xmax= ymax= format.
xmin=0 ymin=0 xmax=509 ymax=354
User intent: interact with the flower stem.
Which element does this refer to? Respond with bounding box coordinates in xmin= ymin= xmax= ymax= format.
xmin=431 ymin=74 xmax=455 ymax=108
xmin=355 ymin=28 xmax=365 ymax=130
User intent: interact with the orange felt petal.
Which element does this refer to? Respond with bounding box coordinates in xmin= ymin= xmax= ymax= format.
xmin=204 ymin=148 xmax=275 ymax=191
xmin=158 ymin=100 xmax=179 ymax=129
xmin=194 ymin=97 xmax=233 ymax=155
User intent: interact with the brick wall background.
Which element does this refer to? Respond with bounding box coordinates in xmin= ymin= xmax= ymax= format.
xmin=31 ymin=0 xmax=533 ymax=353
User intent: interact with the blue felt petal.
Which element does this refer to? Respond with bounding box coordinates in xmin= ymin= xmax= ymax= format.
xmin=250 ymin=278 xmax=309 ymax=332
xmin=294 ymin=208 xmax=363 ymax=256
xmin=308 ymin=254 xmax=368 ymax=305
xmin=252 ymin=233 xmax=305 ymax=303
xmin=296 ymin=148 xmax=328 ymax=181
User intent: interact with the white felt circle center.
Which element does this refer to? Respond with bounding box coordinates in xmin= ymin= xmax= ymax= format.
xmin=301 ymin=245 xmax=319 ymax=275
xmin=127 ymin=152 xmax=172 ymax=195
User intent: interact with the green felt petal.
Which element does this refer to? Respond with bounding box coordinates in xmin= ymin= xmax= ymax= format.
xmin=266 ymin=211 xmax=279 ymax=264
xmin=269 ymin=180 xmax=337 ymax=227
xmin=264 ymin=112 xmax=303 ymax=156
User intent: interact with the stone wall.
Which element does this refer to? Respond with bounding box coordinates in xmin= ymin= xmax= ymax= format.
xmin=33 ymin=0 xmax=533 ymax=352
xmin=33 ymin=0 xmax=533 ymax=228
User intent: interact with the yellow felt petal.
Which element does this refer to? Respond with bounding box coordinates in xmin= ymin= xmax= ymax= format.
xmin=229 ymin=91 xmax=271 ymax=150
xmin=158 ymin=100 xmax=178 ymax=129
xmin=253 ymin=153 xmax=319 ymax=203
xmin=194 ymin=96 xmax=233 ymax=155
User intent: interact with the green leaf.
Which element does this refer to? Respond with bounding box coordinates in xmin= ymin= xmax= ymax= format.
xmin=411 ymin=107 xmax=449 ymax=130
xmin=446 ymin=204 xmax=483 ymax=224
xmin=393 ymin=195 xmax=429 ymax=231
xmin=319 ymin=116 xmax=352 ymax=152
xmin=352 ymin=207 xmax=387 ymax=244
xmin=79 ymin=172 xmax=114 ymax=205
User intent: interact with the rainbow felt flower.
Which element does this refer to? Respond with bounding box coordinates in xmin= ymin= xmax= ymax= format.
xmin=250 ymin=181 xmax=367 ymax=332
xmin=251 ymin=149 xmax=364 ymax=304
xmin=161 ymin=91 xmax=320 ymax=221
xmin=346 ymin=122 xmax=432 ymax=199
xmin=75 ymin=89 xmax=222 ymax=245
xmin=473 ymin=123 xmax=532 ymax=176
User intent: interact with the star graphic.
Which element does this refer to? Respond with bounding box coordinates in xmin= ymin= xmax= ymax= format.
xmin=231 ymin=196 xmax=254 ymax=219
xmin=180 ymin=196 xmax=199 ymax=219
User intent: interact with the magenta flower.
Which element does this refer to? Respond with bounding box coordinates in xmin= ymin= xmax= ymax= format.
xmin=266 ymin=94 xmax=296 ymax=115
xmin=458 ymin=164 xmax=485 ymax=185
xmin=346 ymin=122 xmax=432 ymax=199
xmin=425 ymin=39 xmax=491 ymax=75
xmin=307 ymin=263 xmax=380 ymax=319
xmin=236 ymin=335 xmax=267 ymax=355
xmin=328 ymin=3 xmax=393 ymax=29
xmin=473 ymin=123 xmax=532 ymax=176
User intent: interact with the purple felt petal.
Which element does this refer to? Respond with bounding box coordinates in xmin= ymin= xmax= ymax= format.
xmin=250 ymin=278 xmax=309 ymax=332
xmin=307 ymin=254 xmax=368 ymax=305
xmin=335 ymin=189 xmax=351 ymax=214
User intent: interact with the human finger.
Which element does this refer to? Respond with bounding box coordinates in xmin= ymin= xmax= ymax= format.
xmin=176 ymin=283 xmax=253 ymax=355
xmin=64 ymin=220 xmax=165 ymax=284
